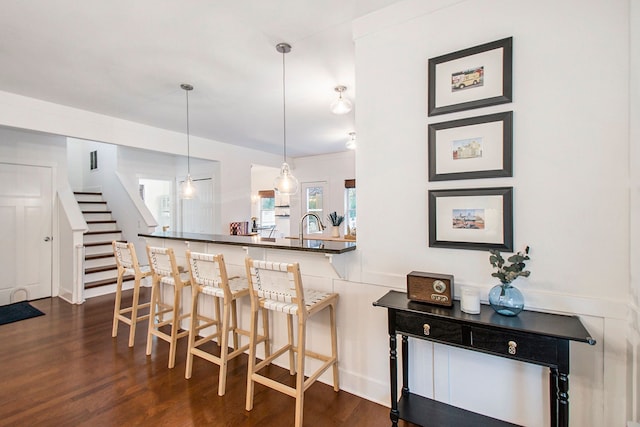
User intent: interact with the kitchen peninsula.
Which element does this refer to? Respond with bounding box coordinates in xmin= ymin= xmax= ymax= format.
xmin=138 ymin=231 xmax=356 ymax=279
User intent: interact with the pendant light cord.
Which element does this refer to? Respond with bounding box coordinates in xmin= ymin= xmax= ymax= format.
xmin=282 ymin=49 xmax=287 ymax=163
xmin=185 ymin=88 xmax=191 ymax=174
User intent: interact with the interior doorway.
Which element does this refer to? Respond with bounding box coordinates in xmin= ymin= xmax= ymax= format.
xmin=0 ymin=162 xmax=52 ymax=304
xmin=139 ymin=178 xmax=174 ymax=232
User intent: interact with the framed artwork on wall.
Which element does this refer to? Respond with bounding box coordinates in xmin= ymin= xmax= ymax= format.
xmin=428 ymin=37 xmax=513 ymax=116
xmin=428 ymin=187 xmax=513 ymax=251
xmin=428 ymin=111 xmax=513 ymax=181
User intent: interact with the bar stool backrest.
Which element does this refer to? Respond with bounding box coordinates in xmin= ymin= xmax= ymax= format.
xmin=187 ymin=251 xmax=226 ymax=289
xmin=147 ymin=246 xmax=180 ymax=278
xmin=246 ymin=259 xmax=304 ymax=315
xmin=113 ymin=241 xmax=139 ymax=273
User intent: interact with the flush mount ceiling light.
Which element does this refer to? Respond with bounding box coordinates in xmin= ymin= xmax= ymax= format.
xmin=273 ymin=42 xmax=299 ymax=196
xmin=180 ymin=83 xmax=195 ymax=200
xmin=330 ymin=85 xmax=353 ymax=115
xmin=346 ymin=132 xmax=356 ymax=150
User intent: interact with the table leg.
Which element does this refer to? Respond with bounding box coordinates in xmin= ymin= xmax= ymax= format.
xmin=390 ymin=334 xmax=399 ymax=426
xmin=402 ymin=335 xmax=409 ymax=396
xmin=558 ymin=372 xmax=569 ymax=427
xmin=550 ymin=367 xmax=570 ymax=427
xmin=550 ymin=368 xmax=558 ymax=426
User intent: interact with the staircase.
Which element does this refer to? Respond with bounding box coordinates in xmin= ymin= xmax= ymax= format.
xmin=74 ymin=192 xmax=133 ymax=298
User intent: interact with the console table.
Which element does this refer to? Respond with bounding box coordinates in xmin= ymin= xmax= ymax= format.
xmin=373 ymin=290 xmax=596 ymax=427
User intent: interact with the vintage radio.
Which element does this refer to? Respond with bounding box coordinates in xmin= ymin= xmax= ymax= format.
xmin=406 ymin=271 xmax=453 ymax=307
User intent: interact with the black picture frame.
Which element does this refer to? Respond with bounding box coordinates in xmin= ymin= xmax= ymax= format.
xmin=429 ymin=187 xmax=513 ymax=251
xmin=428 ymin=37 xmax=513 ymax=116
xmin=428 ymin=111 xmax=513 ymax=181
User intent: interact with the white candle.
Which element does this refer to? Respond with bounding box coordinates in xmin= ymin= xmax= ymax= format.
xmin=461 ymin=287 xmax=481 ymax=314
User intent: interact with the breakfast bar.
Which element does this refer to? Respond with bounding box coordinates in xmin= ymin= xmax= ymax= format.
xmin=138 ymin=231 xmax=356 ymax=279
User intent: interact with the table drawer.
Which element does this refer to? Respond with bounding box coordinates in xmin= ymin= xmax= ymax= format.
xmin=470 ymin=327 xmax=558 ymax=365
xmin=396 ymin=312 xmax=463 ymax=345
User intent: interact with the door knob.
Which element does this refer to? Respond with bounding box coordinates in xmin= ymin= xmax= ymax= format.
xmin=44 ymin=236 xmax=52 ymax=242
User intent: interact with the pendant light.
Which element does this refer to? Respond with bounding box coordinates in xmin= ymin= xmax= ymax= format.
xmin=346 ymin=132 xmax=357 ymax=150
xmin=180 ymin=83 xmax=195 ymax=199
xmin=273 ymin=42 xmax=299 ymax=196
xmin=330 ymin=85 xmax=352 ymax=115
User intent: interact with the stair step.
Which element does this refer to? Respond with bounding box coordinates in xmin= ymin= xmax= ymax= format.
xmin=79 ymin=202 xmax=109 ymax=212
xmin=87 ymin=221 xmax=119 ymax=232
xmin=85 ymin=264 xmax=117 ymax=274
xmin=85 ymin=253 xmax=114 ymax=261
xmin=85 ymin=230 xmax=122 ymax=235
xmin=85 ymin=275 xmax=134 ymax=289
xmin=82 ymin=210 xmax=112 ymax=214
xmin=85 ymin=241 xmax=120 ymax=247
xmin=74 ymin=192 xmax=102 ymax=195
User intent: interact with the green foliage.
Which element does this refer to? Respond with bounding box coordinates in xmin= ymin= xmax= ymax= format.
xmin=489 ymin=246 xmax=531 ymax=284
xmin=327 ymin=211 xmax=345 ymax=226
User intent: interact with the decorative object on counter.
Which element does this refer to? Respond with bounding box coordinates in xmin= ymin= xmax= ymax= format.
xmin=345 ymin=132 xmax=356 ymax=150
xmin=406 ymin=271 xmax=453 ymax=307
xmin=229 ymin=221 xmax=249 ymax=236
xmin=180 ymin=83 xmax=196 ymax=199
xmin=488 ymin=246 xmax=530 ymax=316
xmin=460 ymin=287 xmax=481 ymax=314
xmin=251 ymin=217 xmax=258 ymax=233
xmin=427 ymin=37 xmax=513 ymax=116
xmin=327 ymin=211 xmax=345 ymax=238
xmin=273 ymin=42 xmax=299 ymax=196
xmin=330 ymin=85 xmax=353 ymax=115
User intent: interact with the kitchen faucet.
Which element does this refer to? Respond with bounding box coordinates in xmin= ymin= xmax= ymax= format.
xmin=299 ymin=212 xmax=326 ymax=241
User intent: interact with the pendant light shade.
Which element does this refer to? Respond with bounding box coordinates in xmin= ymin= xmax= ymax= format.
xmin=180 ymin=83 xmax=195 ymax=200
xmin=346 ymin=132 xmax=356 ymax=150
xmin=330 ymin=85 xmax=352 ymax=115
xmin=273 ymin=42 xmax=299 ymax=196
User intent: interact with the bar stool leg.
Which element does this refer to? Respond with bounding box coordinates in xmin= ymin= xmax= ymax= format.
xmin=146 ymin=278 xmax=159 ymax=356
xmin=294 ymin=316 xmax=307 ymax=427
xmin=112 ymin=272 xmax=124 ymax=338
xmin=218 ymin=297 xmax=231 ymax=396
xmin=245 ymin=305 xmax=260 ymax=411
xmin=128 ymin=274 xmax=142 ymax=347
xmin=185 ymin=286 xmax=199 ymax=379
xmin=330 ymin=303 xmax=339 ymax=391
xmin=262 ymin=307 xmax=271 ymax=358
xmin=168 ymin=286 xmax=181 ymax=369
xmin=287 ymin=313 xmax=295 ymax=374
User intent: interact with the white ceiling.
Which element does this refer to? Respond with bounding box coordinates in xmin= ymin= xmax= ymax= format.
xmin=0 ymin=0 xmax=405 ymax=158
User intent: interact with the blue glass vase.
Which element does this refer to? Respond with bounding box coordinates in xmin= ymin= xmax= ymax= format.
xmin=488 ymin=283 xmax=524 ymax=316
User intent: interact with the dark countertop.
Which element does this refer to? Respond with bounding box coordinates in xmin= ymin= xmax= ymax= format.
xmin=139 ymin=231 xmax=356 ymax=254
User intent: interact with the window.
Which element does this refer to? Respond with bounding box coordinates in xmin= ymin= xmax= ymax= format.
xmin=302 ymin=182 xmax=325 ymax=234
xmin=345 ymin=179 xmax=356 ymax=235
xmin=259 ymin=190 xmax=275 ymax=228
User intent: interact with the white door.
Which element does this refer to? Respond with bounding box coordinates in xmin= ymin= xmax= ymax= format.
xmin=0 ymin=163 xmax=53 ymax=304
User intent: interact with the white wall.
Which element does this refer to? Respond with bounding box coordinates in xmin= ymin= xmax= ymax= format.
xmin=353 ymin=0 xmax=629 ymax=425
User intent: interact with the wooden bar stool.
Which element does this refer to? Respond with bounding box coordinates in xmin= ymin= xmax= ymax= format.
xmin=145 ymin=246 xmax=191 ymax=369
xmin=184 ymin=251 xmax=269 ymax=396
xmin=111 ymin=241 xmax=152 ymax=347
xmin=244 ymin=258 xmax=339 ymax=427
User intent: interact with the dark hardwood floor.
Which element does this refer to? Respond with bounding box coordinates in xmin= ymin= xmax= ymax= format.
xmin=0 ymin=290 xmax=408 ymax=427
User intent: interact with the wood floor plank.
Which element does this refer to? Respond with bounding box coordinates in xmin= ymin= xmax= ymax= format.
xmin=0 ymin=291 xmax=417 ymax=427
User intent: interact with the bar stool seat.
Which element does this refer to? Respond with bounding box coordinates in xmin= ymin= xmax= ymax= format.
xmin=244 ymin=258 xmax=339 ymax=427
xmin=146 ymin=245 xmax=191 ymax=369
xmin=185 ymin=251 xmax=269 ymax=396
xmin=112 ymin=241 xmax=152 ymax=347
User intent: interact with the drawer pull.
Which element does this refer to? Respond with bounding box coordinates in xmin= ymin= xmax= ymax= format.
xmin=508 ymin=340 xmax=517 ymax=355
xmin=423 ymin=324 xmax=431 ymax=336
